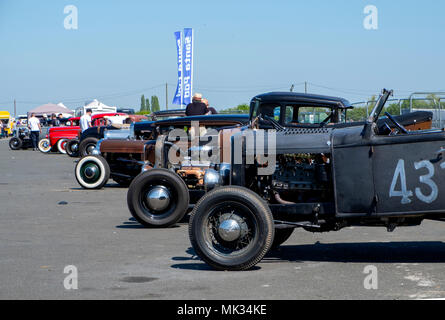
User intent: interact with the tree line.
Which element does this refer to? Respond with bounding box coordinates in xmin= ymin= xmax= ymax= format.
xmin=139 ymin=94 xmax=160 ymax=114
xmin=219 ymin=94 xmax=442 ymax=122
xmin=347 ymin=94 xmax=442 ymax=121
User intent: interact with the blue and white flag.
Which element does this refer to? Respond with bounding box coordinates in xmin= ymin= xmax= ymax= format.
xmin=182 ymin=28 xmax=194 ymax=106
xmin=172 ymin=31 xmax=183 ymax=106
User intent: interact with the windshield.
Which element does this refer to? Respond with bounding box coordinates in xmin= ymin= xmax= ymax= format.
xmin=367 ymin=89 xmax=392 ymax=122
xmin=253 ymin=102 xmax=348 ymax=125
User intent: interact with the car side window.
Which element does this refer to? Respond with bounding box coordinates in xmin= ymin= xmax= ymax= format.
xmin=255 ymin=103 xmax=281 ymax=122
xmin=285 ymin=106 xmax=293 ymax=123
xmin=297 ymin=107 xmax=332 ymax=124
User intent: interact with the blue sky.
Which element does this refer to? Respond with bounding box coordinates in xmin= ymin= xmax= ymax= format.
xmin=1 ymin=0 xmax=444 ymax=114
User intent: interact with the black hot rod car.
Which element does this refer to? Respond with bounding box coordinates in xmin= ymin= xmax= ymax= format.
xmin=184 ymin=89 xmax=445 ymax=270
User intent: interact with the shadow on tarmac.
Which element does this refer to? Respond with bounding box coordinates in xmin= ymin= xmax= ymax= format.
xmin=170 ymin=241 xmax=445 ymax=271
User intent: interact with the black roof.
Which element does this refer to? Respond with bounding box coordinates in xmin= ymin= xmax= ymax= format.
xmin=133 ymin=114 xmax=249 ymax=132
xmin=252 ymin=92 xmax=353 ymax=108
xmin=153 ymin=114 xmax=249 ymax=126
xmin=152 ymin=109 xmax=186 ymax=116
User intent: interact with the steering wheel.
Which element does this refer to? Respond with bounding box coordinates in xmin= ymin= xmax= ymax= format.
xmin=259 ymin=115 xmax=285 ymax=130
xmin=320 ymin=113 xmax=333 ymax=126
xmin=384 ymin=112 xmax=408 ymax=134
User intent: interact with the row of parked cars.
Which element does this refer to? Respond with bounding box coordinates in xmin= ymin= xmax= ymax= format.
xmin=10 ymin=90 xmax=445 ymax=270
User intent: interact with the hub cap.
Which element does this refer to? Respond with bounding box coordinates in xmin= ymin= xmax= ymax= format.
xmin=145 ymin=186 xmax=171 ymax=211
xmin=218 ymin=219 xmax=241 ymax=242
xmin=84 ymin=166 xmax=97 ymax=179
xmin=81 ymin=162 xmax=101 ymax=183
xmin=217 ymin=213 xmax=249 ymax=243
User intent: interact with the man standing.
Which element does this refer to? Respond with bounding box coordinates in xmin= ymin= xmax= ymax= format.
xmin=49 ymin=114 xmax=57 ymax=127
xmin=202 ymin=98 xmax=218 ymax=115
xmin=80 ymin=109 xmax=92 ymax=132
xmin=185 ymin=93 xmax=210 ymax=116
xmin=41 ymin=114 xmax=48 ymax=126
xmin=28 ymin=113 xmax=41 ymax=151
xmin=57 ymin=113 xmax=64 ymax=126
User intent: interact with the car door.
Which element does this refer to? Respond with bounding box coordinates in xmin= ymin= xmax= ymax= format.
xmin=372 ymin=131 xmax=445 ymax=215
xmin=332 ymin=126 xmax=376 ymax=217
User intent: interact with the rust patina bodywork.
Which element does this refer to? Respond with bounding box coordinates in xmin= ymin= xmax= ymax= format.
xmin=98 ymin=114 xmax=250 ymax=185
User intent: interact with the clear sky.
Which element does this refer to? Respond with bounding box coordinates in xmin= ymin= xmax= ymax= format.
xmin=1 ymin=0 xmax=444 ymax=115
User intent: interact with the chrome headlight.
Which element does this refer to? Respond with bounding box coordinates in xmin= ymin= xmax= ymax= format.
xmin=92 ymin=139 xmax=103 ymax=155
xmin=204 ymin=169 xmax=221 ymax=191
xmin=129 ymin=123 xmax=135 ymax=140
xmin=219 ymin=163 xmax=231 ymax=185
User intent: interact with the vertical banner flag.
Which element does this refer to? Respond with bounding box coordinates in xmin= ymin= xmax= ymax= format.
xmin=182 ymin=28 xmax=194 ymax=106
xmin=172 ymin=31 xmax=183 ymax=106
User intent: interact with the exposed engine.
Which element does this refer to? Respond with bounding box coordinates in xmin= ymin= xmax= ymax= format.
xmin=251 ymin=153 xmax=334 ymax=204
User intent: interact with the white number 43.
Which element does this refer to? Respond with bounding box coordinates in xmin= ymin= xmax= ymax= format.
xmin=389 ymin=159 xmax=444 ymax=204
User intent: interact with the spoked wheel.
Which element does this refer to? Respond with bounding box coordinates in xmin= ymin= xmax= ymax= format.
xmin=9 ymin=137 xmax=22 ymax=150
xmin=75 ymin=155 xmax=110 ymax=189
xmin=127 ymin=169 xmax=189 ymax=228
xmin=79 ymin=137 xmax=98 ymax=157
xmin=38 ymin=138 xmax=51 ymax=153
xmin=66 ymin=139 xmax=79 ymax=157
xmin=189 ymin=186 xmax=275 ymax=271
xmin=57 ymin=139 xmax=68 ymax=154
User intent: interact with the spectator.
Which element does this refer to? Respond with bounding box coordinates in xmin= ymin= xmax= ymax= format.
xmin=51 ymin=113 xmax=61 ymax=127
xmin=42 ymin=114 xmax=49 ymax=126
xmin=28 ymin=113 xmax=41 ymax=151
xmin=202 ymin=99 xmax=218 ymax=115
xmin=49 ymin=114 xmax=58 ymax=127
xmin=185 ymin=93 xmax=210 ymax=116
xmin=12 ymin=120 xmax=20 ymax=136
xmin=58 ymin=113 xmax=64 ymax=126
xmin=80 ymin=109 xmax=92 ymax=132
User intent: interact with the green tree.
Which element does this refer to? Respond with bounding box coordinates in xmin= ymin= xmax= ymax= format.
xmin=145 ymin=98 xmax=151 ymax=113
xmin=384 ymin=103 xmax=401 ymax=116
xmin=347 ymin=107 xmax=367 ymax=121
xmin=367 ymin=95 xmax=377 ymax=111
xmin=219 ymin=103 xmax=250 ymax=114
xmin=426 ymin=94 xmax=440 ymax=108
xmin=151 ymin=95 xmax=160 ymax=112
xmin=140 ymin=94 xmax=146 ymax=112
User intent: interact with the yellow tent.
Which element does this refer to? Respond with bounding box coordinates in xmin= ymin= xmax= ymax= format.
xmin=0 ymin=111 xmax=12 ymax=136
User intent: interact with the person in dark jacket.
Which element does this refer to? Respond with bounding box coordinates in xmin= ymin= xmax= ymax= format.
xmin=50 ymin=114 xmax=59 ymax=127
xmin=202 ymin=98 xmax=218 ymax=114
xmin=185 ymin=93 xmax=210 ymax=116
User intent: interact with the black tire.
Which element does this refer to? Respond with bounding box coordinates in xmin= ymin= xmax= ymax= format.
xmin=189 ymin=186 xmax=275 ymax=271
xmin=79 ymin=137 xmax=99 ymax=157
xmin=271 ymin=228 xmax=294 ymax=249
xmin=75 ymin=155 xmax=110 ymax=189
xmin=9 ymin=137 xmax=22 ymax=150
xmin=38 ymin=138 xmax=51 ymax=153
xmin=57 ymin=139 xmax=68 ymax=154
xmin=127 ymin=169 xmax=189 ymax=228
xmin=66 ymin=139 xmax=80 ymax=157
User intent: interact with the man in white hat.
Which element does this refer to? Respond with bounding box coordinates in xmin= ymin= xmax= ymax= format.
xmin=185 ymin=93 xmax=210 ymax=116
